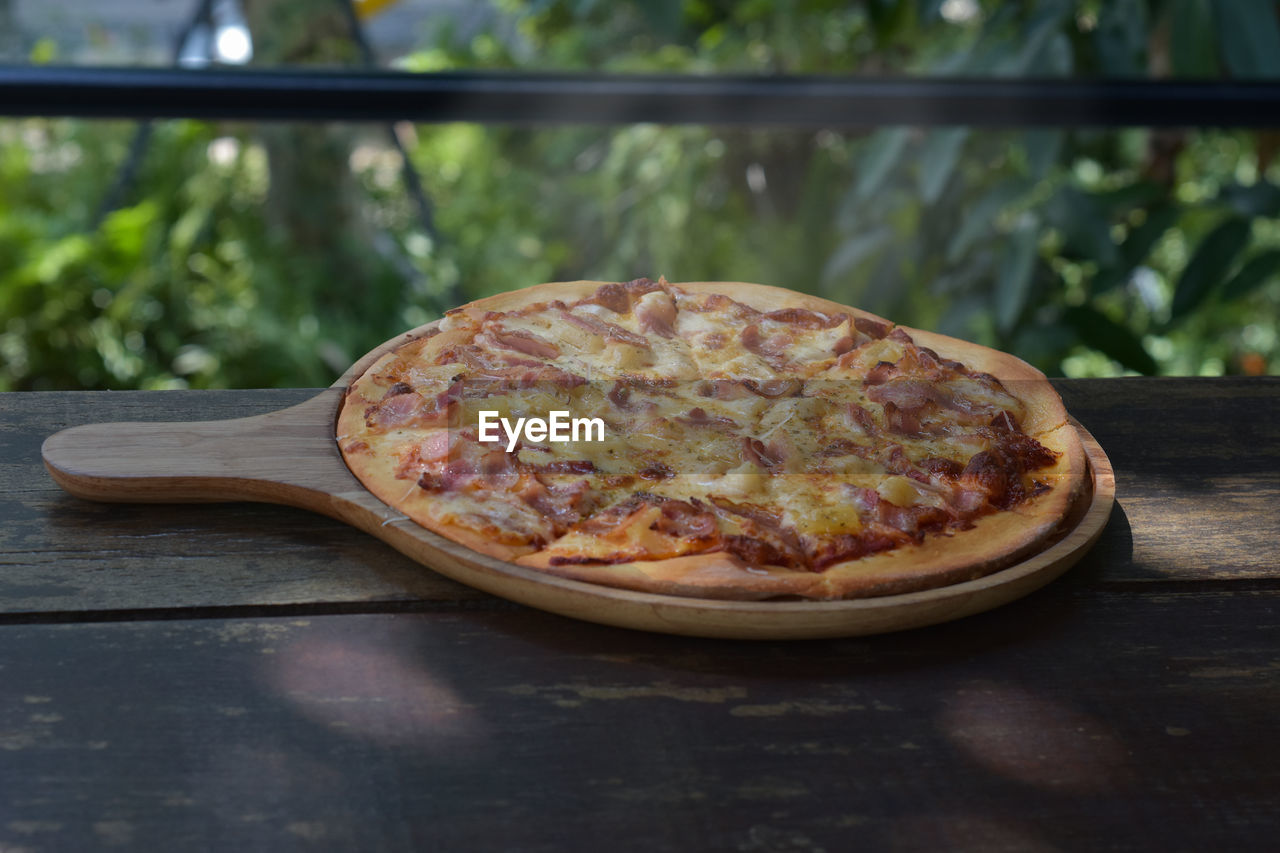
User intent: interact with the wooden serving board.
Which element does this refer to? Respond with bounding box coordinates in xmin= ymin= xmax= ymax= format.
xmin=41 ymin=326 xmax=1115 ymax=640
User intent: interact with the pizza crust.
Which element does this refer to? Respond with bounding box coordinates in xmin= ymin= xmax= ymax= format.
xmin=515 ymin=550 xmax=826 ymax=601
xmin=337 ymin=278 xmax=1089 ymax=601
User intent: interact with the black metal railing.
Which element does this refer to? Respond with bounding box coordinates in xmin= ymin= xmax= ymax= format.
xmin=2 ymin=65 xmax=1279 ymax=127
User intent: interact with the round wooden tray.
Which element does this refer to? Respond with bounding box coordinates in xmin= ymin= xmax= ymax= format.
xmin=43 ymin=306 xmax=1115 ymax=640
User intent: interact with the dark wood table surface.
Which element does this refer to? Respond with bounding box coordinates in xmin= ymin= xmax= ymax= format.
xmin=1 ymin=378 xmax=1277 ymax=852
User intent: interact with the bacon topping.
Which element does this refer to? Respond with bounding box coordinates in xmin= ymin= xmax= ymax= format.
xmin=722 ymin=536 xmax=799 ymax=569
xmin=741 ymin=437 xmax=784 ymax=469
xmin=744 ymin=378 xmax=802 ymax=398
xmin=677 ymin=407 xmax=738 ymax=429
xmin=740 ymin=324 xmax=790 ymax=368
xmin=461 ymin=365 xmax=587 ymax=391
xmin=638 ymin=462 xmax=675 ymax=481
xmin=864 ymin=361 xmax=897 ymax=386
xmin=575 ymin=278 xmax=662 ymax=314
xmin=882 ymin=401 xmax=921 ymax=436
xmin=365 ymin=391 xmax=428 ymax=430
xmin=848 ymin=403 xmax=877 ymax=434
xmin=877 ymin=503 xmax=950 ymax=539
xmin=868 ymin=378 xmax=997 ymax=433
xmin=854 ymin=317 xmax=891 ymax=339
xmin=436 ymin=343 xmax=544 ymax=371
xmin=921 ymin=457 xmax=963 ymax=479
xmin=560 ymin=310 xmax=651 ymax=349
xmin=697 ymin=379 xmax=752 ymax=400
xmin=763 ymin=308 xmax=843 ymax=329
xmin=537 ymin=459 xmax=596 ymax=475
xmin=518 ymin=476 xmax=593 ymax=536
xmin=805 ymin=531 xmax=901 ymax=570
xmin=652 ymin=499 xmax=718 ymax=540
xmin=486 ymin=328 xmax=560 ymax=360
xmin=960 ymin=449 xmax=1024 ymax=510
xmin=990 ymin=410 xmax=1019 ymax=433
xmin=709 ymin=499 xmax=808 ymax=569
xmin=607 ymin=382 xmax=633 ymax=410
xmin=635 ymin=292 xmax=678 ymax=338
xmin=579 ymin=282 xmax=631 ymax=314
xmin=818 ymin=437 xmax=864 ymax=457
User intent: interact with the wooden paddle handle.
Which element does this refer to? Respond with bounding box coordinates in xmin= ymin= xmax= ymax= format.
xmin=41 ymin=390 xmax=350 ymax=505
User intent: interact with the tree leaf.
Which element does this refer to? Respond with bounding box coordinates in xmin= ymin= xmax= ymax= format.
xmin=946 ymin=178 xmax=1032 ymax=263
xmin=852 ymin=128 xmax=911 ymax=202
xmin=1000 ymin=2 xmax=1072 ymax=75
xmin=1045 ymin=187 xmax=1119 ymax=267
xmin=1093 ymin=203 xmax=1180 ymax=294
xmin=1030 ymin=32 xmax=1073 ymax=76
xmin=1214 ymin=0 xmax=1280 ymax=78
xmin=918 ymin=128 xmax=968 ymax=205
xmin=916 ymin=0 xmax=946 ymax=24
xmin=995 ymin=221 xmax=1039 ymax=333
xmin=1093 ymin=0 xmax=1147 ymax=76
xmin=635 ymin=0 xmax=684 ymax=39
xmin=1170 ymin=0 xmax=1219 ymax=77
xmin=1170 ymin=217 xmax=1252 ymax=319
xmin=1217 ymin=181 xmax=1280 ymax=218
xmin=1023 ymin=129 xmax=1063 ymax=179
xmin=1220 ymin=249 xmax=1280 ymax=302
xmin=821 ymin=227 xmax=893 ymax=287
xmin=868 ymin=0 xmax=916 ymax=47
xmin=1090 ymin=180 xmax=1164 ymax=214
xmin=1063 ymin=305 xmax=1158 ymax=374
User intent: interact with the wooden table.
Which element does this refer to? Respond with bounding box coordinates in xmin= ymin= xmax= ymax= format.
xmin=1 ymin=379 xmax=1277 ymax=851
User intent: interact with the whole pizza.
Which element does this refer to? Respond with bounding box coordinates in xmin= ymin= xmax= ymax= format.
xmin=337 ymin=278 xmax=1085 ymax=600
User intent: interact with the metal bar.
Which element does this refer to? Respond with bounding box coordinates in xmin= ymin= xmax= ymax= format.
xmin=2 ymin=65 xmax=1279 ymax=127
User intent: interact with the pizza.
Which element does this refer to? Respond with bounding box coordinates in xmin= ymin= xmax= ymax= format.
xmin=336 ymin=278 xmax=1086 ymax=600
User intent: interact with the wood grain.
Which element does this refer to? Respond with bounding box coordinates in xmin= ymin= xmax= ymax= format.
xmin=0 ymin=598 xmax=1275 ymax=851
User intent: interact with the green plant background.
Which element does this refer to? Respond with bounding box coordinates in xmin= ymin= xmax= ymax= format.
xmin=2 ymin=0 xmax=1278 ymax=391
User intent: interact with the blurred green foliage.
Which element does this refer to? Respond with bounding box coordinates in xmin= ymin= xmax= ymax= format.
xmin=2 ymin=0 xmax=1279 ymax=391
